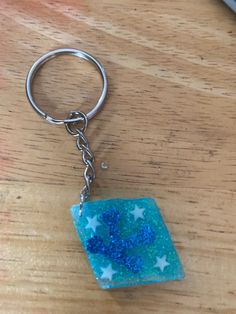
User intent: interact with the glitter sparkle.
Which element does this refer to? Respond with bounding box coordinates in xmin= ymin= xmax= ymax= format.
xmin=86 ymin=208 xmax=156 ymax=273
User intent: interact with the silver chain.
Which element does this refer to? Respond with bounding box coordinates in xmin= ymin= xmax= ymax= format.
xmin=65 ymin=111 xmax=96 ymax=216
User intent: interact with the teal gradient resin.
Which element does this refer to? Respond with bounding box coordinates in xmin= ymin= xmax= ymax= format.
xmin=71 ymin=197 xmax=184 ymax=289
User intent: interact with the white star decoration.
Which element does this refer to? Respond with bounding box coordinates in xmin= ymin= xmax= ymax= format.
xmin=85 ymin=215 xmax=101 ymax=233
xmin=154 ymin=255 xmax=170 ymax=272
xmin=100 ymin=264 xmax=117 ymax=281
xmin=130 ymin=205 xmax=145 ymax=221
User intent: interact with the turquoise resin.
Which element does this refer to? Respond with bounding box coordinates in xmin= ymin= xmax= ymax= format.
xmin=71 ymin=197 xmax=184 ymax=289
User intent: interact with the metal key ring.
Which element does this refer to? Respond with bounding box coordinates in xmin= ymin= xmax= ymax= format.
xmin=25 ymin=48 xmax=108 ymax=125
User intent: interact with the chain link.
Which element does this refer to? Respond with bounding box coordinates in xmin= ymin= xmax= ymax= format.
xmin=65 ymin=111 xmax=96 ymax=216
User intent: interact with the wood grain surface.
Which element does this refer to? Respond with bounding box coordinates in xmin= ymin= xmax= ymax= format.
xmin=0 ymin=1 xmax=236 ymax=313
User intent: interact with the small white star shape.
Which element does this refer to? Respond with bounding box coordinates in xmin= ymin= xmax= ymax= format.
xmin=100 ymin=264 xmax=117 ymax=281
xmin=130 ymin=205 xmax=145 ymax=221
xmin=154 ymin=255 xmax=170 ymax=272
xmin=85 ymin=215 xmax=101 ymax=233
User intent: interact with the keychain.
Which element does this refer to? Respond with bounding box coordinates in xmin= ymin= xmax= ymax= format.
xmin=26 ymin=48 xmax=184 ymax=289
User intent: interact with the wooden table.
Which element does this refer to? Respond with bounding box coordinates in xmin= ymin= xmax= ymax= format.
xmin=1 ymin=1 xmax=235 ymax=313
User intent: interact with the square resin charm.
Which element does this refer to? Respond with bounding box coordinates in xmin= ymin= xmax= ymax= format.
xmin=71 ymin=198 xmax=184 ymax=289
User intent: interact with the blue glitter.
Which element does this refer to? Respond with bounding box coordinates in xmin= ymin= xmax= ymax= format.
xmin=71 ymin=197 xmax=185 ymax=289
xmin=86 ymin=208 xmax=155 ymax=273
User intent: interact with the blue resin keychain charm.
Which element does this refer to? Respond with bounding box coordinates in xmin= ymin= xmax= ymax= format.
xmin=26 ymin=48 xmax=184 ymax=290
xmin=71 ymin=198 xmax=184 ymax=289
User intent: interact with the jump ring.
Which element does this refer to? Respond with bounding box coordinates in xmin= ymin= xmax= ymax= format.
xmin=65 ymin=111 xmax=88 ymax=135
